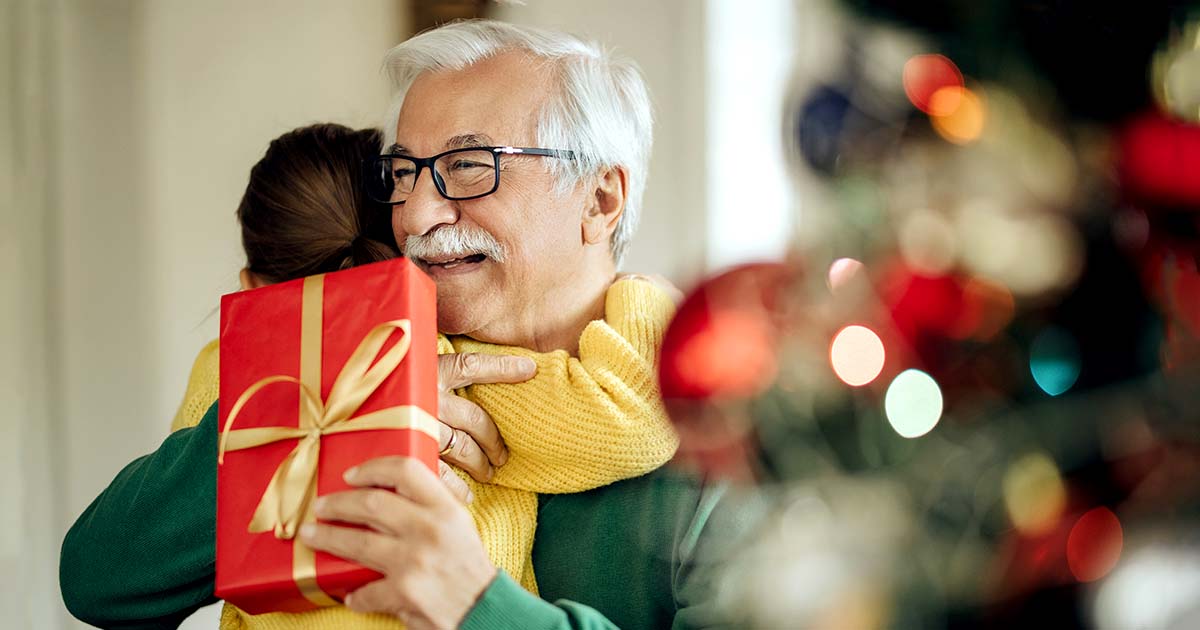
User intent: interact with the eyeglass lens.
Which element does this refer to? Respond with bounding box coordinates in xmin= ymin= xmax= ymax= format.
xmin=371 ymin=149 xmax=498 ymax=203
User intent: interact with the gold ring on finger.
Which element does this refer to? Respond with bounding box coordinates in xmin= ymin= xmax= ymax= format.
xmin=439 ymin=429 xmax=459 ymax=457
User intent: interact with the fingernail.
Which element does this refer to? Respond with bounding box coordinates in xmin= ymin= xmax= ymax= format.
xmin=517 ymin=357 xmax=536 ymax=374
xmin=486 ymin=466 xmax=495 ymax=482
xmin=313 ymin=497 xmax=327 ymax=515
xmin=344 ymin=593 xmax=355 ymax=609
xmin=499 ymin=448 xmax=510 ymax=466
xmin=300 ymin=524 xmax=317 ymax=540
xmin=343 ymin=467 xmax=358 ymax=482
xmin=466 ymin=490 xmax=475 ymax=504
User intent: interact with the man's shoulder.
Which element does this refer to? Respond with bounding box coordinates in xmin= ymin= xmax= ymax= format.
xmin=534 ymin=466 xmax=730 ymax=576
xmin=531 ymin=467 xmax=708 ymax=628
xmin=537 ymin=465 xmax=705 ymax=517
xmin=531 ymin=467 xmax=760 ymax=630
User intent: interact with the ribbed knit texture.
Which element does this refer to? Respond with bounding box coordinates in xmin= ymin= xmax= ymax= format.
xmin=172 ymin=339 xmax=220 ymax=433
xmin=171 ymin=279 xmax=679 ymax=629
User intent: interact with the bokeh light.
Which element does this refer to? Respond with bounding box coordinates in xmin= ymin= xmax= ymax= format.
xmin=1153 ymin=20 xmax=1200 ymax=124
xmin=1160 ymin=51 xmax=1200 ymax=123
xmin=981 ymin=87 xmax=1079 ymax=207
xmin=830 ymin=325 xmax=886 ymax=387
xmin=1068 ymin=507 xmax=1124 ymax=583
xmin=1003 ymin=452 xmax=1067 ymax=536
xmin=1092 ymin=543 xmax=1200 ymax=630
xmin=956 ymin=201 xmax=1084 ymax=297
xmin=827 ymin=257 xmax=865 ymax=293
xmin=898 ymin=209 xmax=958 ymax=275
xmin=903 ymin=54 xmax=964 ymax=115
xmin=930 ymin=86 xmax=986 ymax=144
xmin=659 ymin=263 xmax=792 ymax=402
xmin=672 ymin=309 xmax=778 ymax=399
xmin=797 ymin=85 xmax=854 ymax=175
xmin=883 ymin=271 xmax=1014 ymax=342
xmin=1166 ymin=260 xmax=1200 ymax=340
xmin=960 ymin=277 xmax=1015 ymax=341
xmin=1119 ymin=111 xmax=1200 ymax=206
xmin=1030 ymin=327 xmax=1082 ymax=396
xmin=884 ymin=369 xmax=943 ymax=438
xmin=835 ymin=174 xmax=886 ymax=230
xmin=1111 ymin=207 xmax=1150 ymax=252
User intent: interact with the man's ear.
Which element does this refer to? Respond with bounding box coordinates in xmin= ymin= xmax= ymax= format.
xmin=239 ymin=268 xmax=266 ymax=291
xmin=582 ymin=166 xmax=628 ymax=246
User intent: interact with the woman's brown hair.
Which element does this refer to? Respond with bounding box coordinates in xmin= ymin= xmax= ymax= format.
xmin=237 ymin=123 xmax=398 ymax=284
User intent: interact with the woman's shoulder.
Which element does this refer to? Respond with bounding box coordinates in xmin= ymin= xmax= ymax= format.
xmin=171 ymin=339 xmax=220 ymax=432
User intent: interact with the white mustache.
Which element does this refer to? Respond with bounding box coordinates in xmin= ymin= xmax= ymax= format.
xmin=404 ymin=224 xmax=507 ymax=263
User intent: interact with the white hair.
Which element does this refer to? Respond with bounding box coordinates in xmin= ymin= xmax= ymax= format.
xmin=381 ymin=19 xmax=653 ymax=265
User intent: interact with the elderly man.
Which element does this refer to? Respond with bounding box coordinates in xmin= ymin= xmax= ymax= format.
xmin=61 ymin=20 xmax=739 ymax=630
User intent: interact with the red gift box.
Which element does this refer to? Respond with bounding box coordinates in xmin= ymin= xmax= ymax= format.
xmin=215 ymin=258 xmax=439 ymax=614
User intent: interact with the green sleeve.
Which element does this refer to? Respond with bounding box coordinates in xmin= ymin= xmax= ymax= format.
xmin=60 ymin=402 xmax=219 ymax=629
xmin=461 ymin=572 xmax=619 ymax=630
xmin=517 ymin=470 xmax=762 ymax=630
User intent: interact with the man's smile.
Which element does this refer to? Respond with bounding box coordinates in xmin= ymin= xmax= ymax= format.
xmin=415 ymin=253 xmax=490 ymax=276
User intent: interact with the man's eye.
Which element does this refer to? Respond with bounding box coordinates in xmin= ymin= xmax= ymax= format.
xmin=451 ymin=160 xmax=489 ymax=170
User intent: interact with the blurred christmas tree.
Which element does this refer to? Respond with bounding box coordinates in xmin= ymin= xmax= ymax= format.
xmin=660 ymin=1 xmax=1200 ymax=628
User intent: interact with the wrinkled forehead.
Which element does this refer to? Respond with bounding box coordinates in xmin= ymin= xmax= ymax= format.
xmin=392 ymin=51 xmax=553 ymax=156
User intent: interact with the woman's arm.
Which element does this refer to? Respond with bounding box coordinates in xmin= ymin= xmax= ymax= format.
xmin=60 ymin=403 xmax=219 ymax=629
xmin=457 ymin=278 xmax=681 ymax=492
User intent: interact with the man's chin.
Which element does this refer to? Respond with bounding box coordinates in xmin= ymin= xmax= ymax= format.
xmin=435 ymin=296 xmax=485 ymax=337
xmin=435 ymin=316 xmax=476 ymax=337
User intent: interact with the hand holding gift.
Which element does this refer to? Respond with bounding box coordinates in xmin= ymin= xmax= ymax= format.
xmin=301 ymin=456 xmax=496 ymax=628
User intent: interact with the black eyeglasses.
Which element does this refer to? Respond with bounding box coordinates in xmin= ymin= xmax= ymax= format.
xmin=364 ymin=146 xmax=575 ymax=205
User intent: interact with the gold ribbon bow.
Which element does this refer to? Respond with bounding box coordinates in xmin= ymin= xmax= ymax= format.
xmin=218 ymin=274 xmax=439 ymax=606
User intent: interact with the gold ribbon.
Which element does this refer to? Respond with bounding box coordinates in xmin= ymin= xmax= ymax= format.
xmin=218 ymin=274 xmax=439 ymax=606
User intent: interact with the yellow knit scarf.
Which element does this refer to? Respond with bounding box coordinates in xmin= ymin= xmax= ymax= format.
xmin=172 ymin=279 xmax=678 ymax=629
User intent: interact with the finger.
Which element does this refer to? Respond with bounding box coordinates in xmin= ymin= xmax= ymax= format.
xmin=343 ymin=456 xmax=452 ymax=508
xmin=439 ymin=394 xmax=508 ymax=466
xmin=299 ymin=522 xmax=396 ymax=574
xmin=438 ymin=352 xmax=536 ymax=390
xmin=437 ymin=424 xmax=494 ymax=483
xmin=313 ymin=489 xmax=416 ymax=535
xmin=438 ymin=460 xmax=473 ymax=504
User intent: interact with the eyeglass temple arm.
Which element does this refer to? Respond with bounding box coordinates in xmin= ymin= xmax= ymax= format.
xmin=493 ymin=146 xmax=575 ymax=159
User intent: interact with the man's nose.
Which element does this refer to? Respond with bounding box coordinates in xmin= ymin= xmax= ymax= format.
xmin=395 ymin=167 xmax=458 ymax=239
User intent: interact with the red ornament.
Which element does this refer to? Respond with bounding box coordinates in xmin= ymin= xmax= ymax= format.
xmin=902 ymin=54 xmax=965 ymax=116
xmin=659 ymin=263 xmax=794 ymax=401
xmin=1118 ymin=111 xmax=1200 ymax=206
xmin=880 ymin=264 xmax=1016 ymax=344
xmin=1066 ymin=507 xmax=1123 ymax=583
xmin=658 ymin=263 xmax=796 ymax=479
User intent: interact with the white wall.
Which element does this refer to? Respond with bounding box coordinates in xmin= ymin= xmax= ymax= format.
xmin=3 ymin=2 xmax=64 ymax=627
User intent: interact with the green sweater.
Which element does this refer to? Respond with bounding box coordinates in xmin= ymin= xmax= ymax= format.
xmin=61 ymin=403 xmax=749 ymax=629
